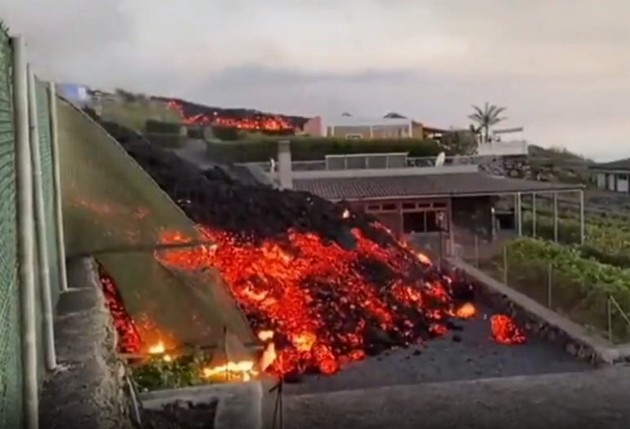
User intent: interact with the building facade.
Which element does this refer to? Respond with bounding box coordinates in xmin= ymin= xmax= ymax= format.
xmin=590 ymin=159 xmax=630 ymax=194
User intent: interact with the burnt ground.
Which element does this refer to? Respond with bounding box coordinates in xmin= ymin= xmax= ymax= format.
xmin=284 ymin=304 xmax=591 ymax=395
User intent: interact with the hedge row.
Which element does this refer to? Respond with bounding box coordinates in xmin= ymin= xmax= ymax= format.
xmin=145 ymin=119 xmax=186 ymax=135
xmin=205 ymin=138 xmax=442 ymax=163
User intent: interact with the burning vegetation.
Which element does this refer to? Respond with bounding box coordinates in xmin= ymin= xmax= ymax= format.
xmin=98 ymin=121 xmax=526 ymax=383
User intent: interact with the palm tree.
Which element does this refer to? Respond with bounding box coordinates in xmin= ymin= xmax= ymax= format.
xmin=468 ymin=103 xmax=506 ymax=143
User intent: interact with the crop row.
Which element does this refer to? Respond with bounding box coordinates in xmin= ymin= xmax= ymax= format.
xmin=500 ymin=238 xmax=630 ymax=342
xmin=521 ymin=213 xmax=630 ymax=268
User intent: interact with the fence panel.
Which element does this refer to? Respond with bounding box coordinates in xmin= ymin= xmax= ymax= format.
xmin=35 ymin=78 xmax=60 ymax=309
xmin=0 ymin=27 xmax=23 ymax=429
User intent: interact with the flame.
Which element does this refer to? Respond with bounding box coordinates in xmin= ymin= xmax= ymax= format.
xmin=166 ymin=100 xmax=295 ymax=132
xmin=342 ymin=209 xmax=351 ymax=219
xmin=455 ymin=303 xmax=477 ymax=319
xmin=202 ymin=361 xmax=257 ymax=382
xmin=490 ymin=314 xmax=526 ymax=345
xmin=148 ymin=341 xmax=166 ymax=355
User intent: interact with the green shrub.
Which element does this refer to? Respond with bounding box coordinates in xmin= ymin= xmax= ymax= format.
xmin=205 ymin=137 xmax=441 ymax=163
xmin=212 ymin=126 xmax=240 ymax=141
xmin=145 ymin=119 xmax=185 ymax=135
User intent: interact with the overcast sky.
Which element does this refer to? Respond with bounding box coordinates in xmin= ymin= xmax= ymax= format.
xmin=2 ymin=0 xmax=629 ymax=160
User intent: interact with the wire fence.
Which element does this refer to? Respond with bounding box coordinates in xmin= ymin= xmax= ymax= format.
xmin=0 ymin=28 xmax=70 ymax=428
xmin=454 ymin=231 xmax=630 ymax=345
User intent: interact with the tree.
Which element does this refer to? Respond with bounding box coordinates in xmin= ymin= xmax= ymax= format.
xmin=468 ymin=103 xmax=506 ymax=143
xmin=441 ymin=129 xmax=479 ymax=155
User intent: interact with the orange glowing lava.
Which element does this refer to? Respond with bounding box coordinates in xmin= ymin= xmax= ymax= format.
xmin=166 ymin=100 xmax=294 ymax=131
xmin=490 ymin=314 xmax=526 ymax=345
xmin=152 ymin=225 xmax=474 ymax=377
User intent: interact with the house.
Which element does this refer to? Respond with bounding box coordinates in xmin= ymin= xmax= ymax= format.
xmin=589 ymin=158 xmax=630 ymax=193
xmin=302 ymin=115 xmax=439 ymax=140
xmin=268 ymin=142 xmax=585 ymax=258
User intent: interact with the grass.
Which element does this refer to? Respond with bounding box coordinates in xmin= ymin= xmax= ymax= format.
xmin=100 ymin=98 xmax=181 ymax=133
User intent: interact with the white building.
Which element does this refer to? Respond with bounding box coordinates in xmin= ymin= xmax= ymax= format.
xmin=590 ymin=158 xmax=630 ymax=193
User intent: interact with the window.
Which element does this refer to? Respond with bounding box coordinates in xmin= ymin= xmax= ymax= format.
xmin=403 ymin=212 xmax=426 ymax=233
xmin=382 ymin=203 xmax=397 ymax=211
xmin=366 ymin=204 xmax=381 ymax=211
xmin=402 ymin=202 xmax=416 ymax=210
xmin=345 ymin=133 xmax=363 ymax=140
xmin=403 ymin=209 xmax=448 ymax=233
xmin=619 ymin=174 xmax=628 ymax=180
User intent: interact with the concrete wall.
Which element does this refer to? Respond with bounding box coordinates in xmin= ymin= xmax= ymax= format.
xmin=39 ymin=258 xmax=133 ymax=429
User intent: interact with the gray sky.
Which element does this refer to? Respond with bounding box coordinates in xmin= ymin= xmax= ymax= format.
xmin=2 ymin=0 xmax=629 ymax=161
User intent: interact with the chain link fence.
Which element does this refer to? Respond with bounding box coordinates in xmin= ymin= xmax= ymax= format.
xmin=454 ymin=231 xmax=630 ymax=345
xmin=0 ymin=24 xmax=23 ymax=429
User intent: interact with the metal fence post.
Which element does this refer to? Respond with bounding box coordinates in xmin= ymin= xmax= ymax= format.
xmin=607 ymin=296 xmax=613 ymax=342
xmin=474 ymin=234 xmax=479 ymax=267
xmin=28 ymin=68 xmax=57 ymax=371
xmin=12 ymin=36 xmax=39 ymax=429
xmin=48 ymin=82 xmax=69 ymax=292
xmin=502 ymin=245 xmax=508 ymax=286
xmin=547 ymin=263 xmax=553 ymax=308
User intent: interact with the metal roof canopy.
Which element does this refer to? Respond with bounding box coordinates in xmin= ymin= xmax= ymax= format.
xmin=293 ymin=172 xmax=583 ymax=202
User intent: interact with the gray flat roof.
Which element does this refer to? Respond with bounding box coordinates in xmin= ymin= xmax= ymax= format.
xmin=293 ymin=172 xmax=583 ymax=201
xmin=590 ymin=158 xmax=630 ymax=171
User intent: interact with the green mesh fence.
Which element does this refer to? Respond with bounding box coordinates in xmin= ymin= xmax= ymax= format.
xmin=57 ymin=99 xmax=256 ymax=354
xmin=0 ymin=28 xmax=23 ymax=429
xmin=35 ymin=79 xmax=60 ymax=309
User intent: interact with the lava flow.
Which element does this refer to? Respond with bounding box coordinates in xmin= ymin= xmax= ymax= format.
xmin=166 ymin=100 xmax=295 ymax=131
xmin=96 ymin=120 xmax=526 ymax=380
xmin=490 ymin=314 xmax=526 ymax=345
xmin=155 ymin=225 xmax=478 ymax=377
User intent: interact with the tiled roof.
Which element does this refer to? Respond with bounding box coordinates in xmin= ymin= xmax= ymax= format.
xmin=293 ymin=172 xmax=583 ymax=201
xmin=590 ymin=158 xmax=630 ymax=171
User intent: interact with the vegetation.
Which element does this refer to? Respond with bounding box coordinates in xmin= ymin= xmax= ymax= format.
xmin=132 ymin=354 xmax=212 ymax=391
xmin=486 ymin=238 xmax=630 ymax=343
xmin=99 ymin=91 xmax=181 ymax=133
xmin=521 ymin=213 xmax=630 ymax=269
xmin=205 ymin=137 xmax=442 ymax=163
xmin=468 ymin=102 xmax=506 ymax=143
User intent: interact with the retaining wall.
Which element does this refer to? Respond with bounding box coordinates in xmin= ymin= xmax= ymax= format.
xmin=39 ymin=258 xmax=133 ymax=428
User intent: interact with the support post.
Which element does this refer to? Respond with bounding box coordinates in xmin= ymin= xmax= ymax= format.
xmin=553 ymin=192 xmax=559 ymax=243
xmin=28 ymin=68 xmax=57 ymax=371
xmin=48 ymin=82 xmax=69 ymax=292
xmin=12 ymin=36 xmax=39 ymax=429
xmin=579 ymin=190 xmax=585 ymax=245
xmin=515 ymin=192 xmax=522 ymax=236
xmin=531 ymin=193 xmax=537 ymax=237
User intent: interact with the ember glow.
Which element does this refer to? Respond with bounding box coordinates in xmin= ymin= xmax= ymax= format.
xmin=166 ymin=100 xmax=294 ymax=132
xmin=154 ymin=225 xmax=480 ymax=378
xmin=490 ymin=314 xmax=526 ymax=345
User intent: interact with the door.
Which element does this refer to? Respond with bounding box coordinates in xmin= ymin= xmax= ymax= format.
xmin=617 ymin=174 xmax=629 ymax=193
xmin=608 ymin=173 xmax=616 ymax=191
xmin=597 ymin=173 xmax=606 ymax=189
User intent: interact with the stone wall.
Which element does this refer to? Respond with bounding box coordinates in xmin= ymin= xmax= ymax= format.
xmin=39 ymin=258 xmax=134 ymax=429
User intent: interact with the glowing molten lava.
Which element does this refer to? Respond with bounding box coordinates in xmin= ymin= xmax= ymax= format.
xmin=490 ymin=314 xmax=526 ymax=345
xmin=166 ymin=100 xmax=294 ymax=132
xmin=154 ymin=225 xmax=476 ymax=377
